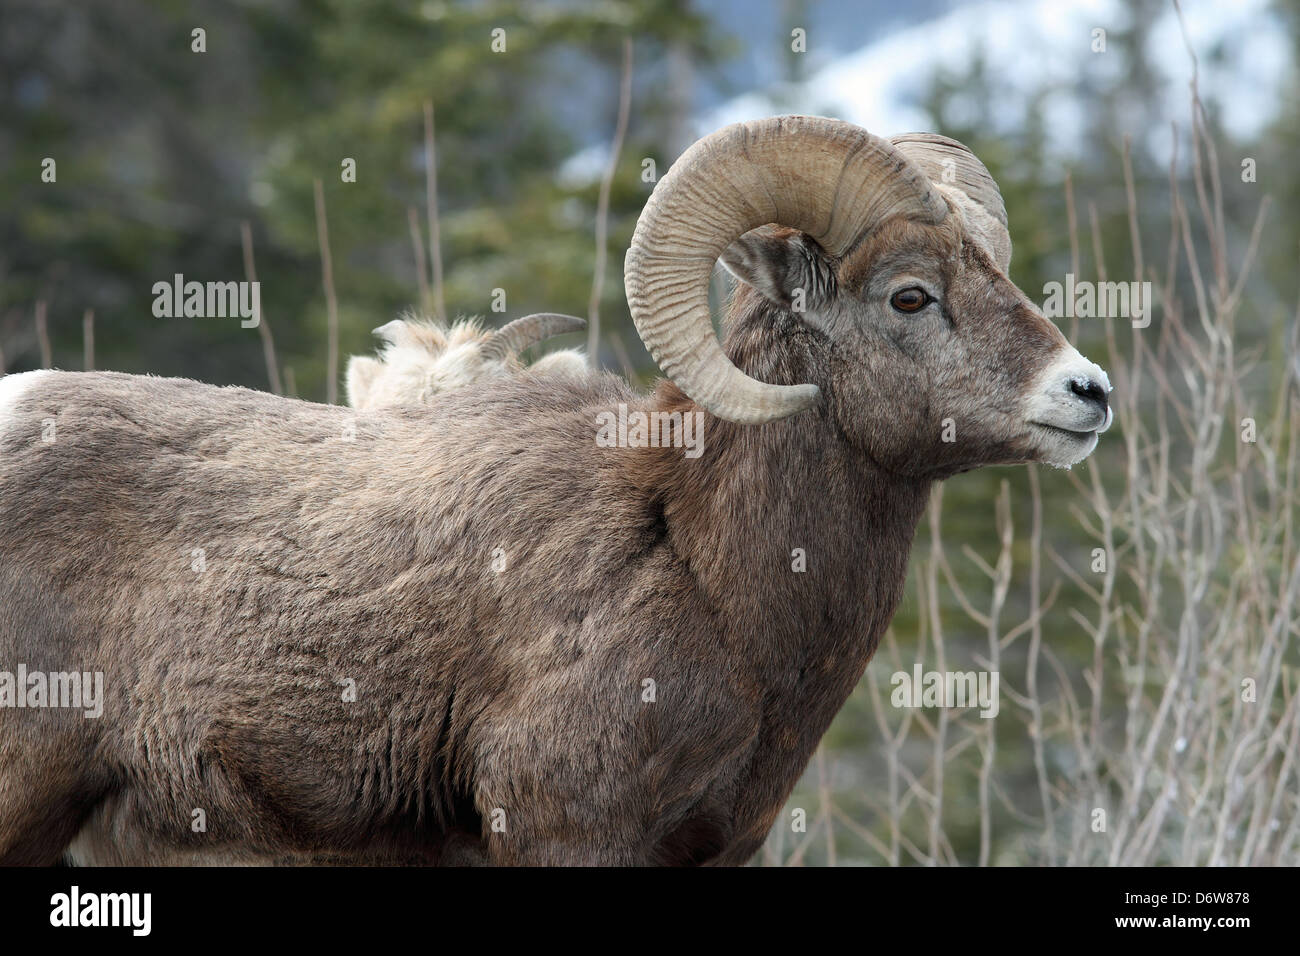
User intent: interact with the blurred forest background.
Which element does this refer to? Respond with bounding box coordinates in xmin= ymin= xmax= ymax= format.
xmin=3 ymin=0 xmax=1298 ymax=865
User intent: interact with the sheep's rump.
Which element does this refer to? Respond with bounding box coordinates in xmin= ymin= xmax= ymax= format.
xmin=0 ymin=368 xmax=672 ymax=861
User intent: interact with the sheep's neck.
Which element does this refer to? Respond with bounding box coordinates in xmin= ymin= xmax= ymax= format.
xmin=663 ymin=400 xmax=927 ymax=696
xmin=647 ymin=380 xmax=930 ymax=815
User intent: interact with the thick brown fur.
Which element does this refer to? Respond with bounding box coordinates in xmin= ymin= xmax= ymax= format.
xmin=0 ymin=209 xmax=1100 ymax=865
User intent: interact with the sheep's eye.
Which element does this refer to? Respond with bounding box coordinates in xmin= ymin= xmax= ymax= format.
xmin=890 ymin=287 xmax=929 ymax=314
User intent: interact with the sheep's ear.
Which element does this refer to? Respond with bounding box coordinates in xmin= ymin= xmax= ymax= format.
xmin=719 ymin=229 xmax=832 ymax=312
xmin=346 ymin=355 xmax=382 ymax=408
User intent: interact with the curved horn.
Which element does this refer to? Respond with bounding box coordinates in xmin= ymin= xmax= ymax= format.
xmin=890 ymin=133 xmax=1011 ymax=272
xmin=623 ymin=115 xmax=948 ymax=425
xmin=481 ymin=313 xmax=587 ymax=362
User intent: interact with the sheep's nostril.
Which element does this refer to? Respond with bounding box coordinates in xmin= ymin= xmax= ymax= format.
xmin=1070 ymin=377 xmax=1109 ymax=410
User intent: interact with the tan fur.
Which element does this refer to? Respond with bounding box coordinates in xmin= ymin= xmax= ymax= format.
xmin=0 ymin=181 xmax=1107 ymax=867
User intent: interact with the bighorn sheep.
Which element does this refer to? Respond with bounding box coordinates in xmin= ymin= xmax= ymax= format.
xmin=346 ymin=312 xmax=588 ymax=409
xmin=0 ymin=116 xmax=1110 ymax=866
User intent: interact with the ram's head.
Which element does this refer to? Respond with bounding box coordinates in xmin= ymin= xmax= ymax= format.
xmin=625 ymin=116 xmax=1112 ymax=474
xmin=346 ymin=312 xmax=587 ymax=409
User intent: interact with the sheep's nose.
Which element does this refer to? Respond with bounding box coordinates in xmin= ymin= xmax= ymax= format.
xmin=1070 ymin=376 xmax=1109 ymax=411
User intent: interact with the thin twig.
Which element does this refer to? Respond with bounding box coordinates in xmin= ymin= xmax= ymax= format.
xmin=313 ymin=179 xmax=340 ymax=405
xmin=587 ymin=37 xmax=633 ymax=367
xmin=407 ymin=206 xmax=432 ymax=317
xmin=82 ymin=309 xmax=93 ymax=371
xmin=606 ymin=330 xmax=638 ymax=382
xmin=35 ymin=300 xmax=51 ymax=367
xmin=240 ymin=221 xmax=283 ymax=395
xmin=423 ymin=100 xmax=446 ymax=323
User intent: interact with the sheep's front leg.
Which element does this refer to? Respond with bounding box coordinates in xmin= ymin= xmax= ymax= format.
xmin=466 ymin=663 xmax=756 ymax=866
xmin=469 ymin=757 xmax=737 ymax=866
xmin=481 ymin=824 xmax=648 ymax=866
xmin=470 ymin=762 xmax=660 ymax=866
xmin=471 ymin=803 xmax=736 ymax=866
xmin=436 ymin=827 xmax=490 ymax=866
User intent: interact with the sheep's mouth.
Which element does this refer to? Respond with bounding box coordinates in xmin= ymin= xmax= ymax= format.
xmin=1028 ymin=421 xmax=1098 ymax=441
xmin=1026 ymin=420 xmax=1102 ymax=468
